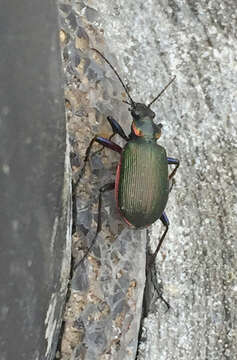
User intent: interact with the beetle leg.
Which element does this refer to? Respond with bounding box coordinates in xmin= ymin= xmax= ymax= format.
xmin=167 ymin=157 xmax=180 ymax=180
xmin=144 ymin=247 xmax=171 ymax=312
xmin=96 ymin=182 xmax=115 ymax=236
xmin=91 ymin=132 xmax=116 ymax=158
xmin=169 ymin=179 xmax=174 ymax=193
xmin=147 ymin=212 xmax=169 ymax=267
xmin=91 ymin=117 xmax=128 ymax=158
xmin=107 ymin=116 xmax=129 ymax=141
xmin=75 ymin=182 xmax=115 ymax=267
xmin=74 ymin=136 xmax=122 ymax=189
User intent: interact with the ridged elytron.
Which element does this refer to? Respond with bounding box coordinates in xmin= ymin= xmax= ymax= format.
xmin=79 ymin=48 xmax=179 ymax=266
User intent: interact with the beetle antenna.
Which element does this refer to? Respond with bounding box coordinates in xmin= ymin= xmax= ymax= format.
xmin=91 ymin=48 xmax=135 ymax=107
xmin=123 ymin=100 xmax=131 ymax=105
xmin=147 ymin=76 xmax=176 ymax=107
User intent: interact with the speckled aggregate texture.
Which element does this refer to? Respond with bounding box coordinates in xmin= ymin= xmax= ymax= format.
xmin=58 ymin=0 xmax=237 ymax=359
xmin=58 ymin=1 xmax=146 ymax=359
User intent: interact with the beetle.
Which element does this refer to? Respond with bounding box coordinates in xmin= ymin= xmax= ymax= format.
xmin=77 ymin=48 xmax=179 ymax=267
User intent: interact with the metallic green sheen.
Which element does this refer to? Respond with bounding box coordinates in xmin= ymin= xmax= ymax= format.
xmin=118 ymin=139 xmax=169 ymax=228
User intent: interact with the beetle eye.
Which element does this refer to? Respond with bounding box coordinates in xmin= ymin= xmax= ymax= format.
xmin=131 ymin=110 xmax=139 ymax=120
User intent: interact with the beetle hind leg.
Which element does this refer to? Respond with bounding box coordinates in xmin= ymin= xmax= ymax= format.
xmin=75 ymin=182 xmax=115 ymax=268
xmin=147 ymin=212 xmax=169 ymax=267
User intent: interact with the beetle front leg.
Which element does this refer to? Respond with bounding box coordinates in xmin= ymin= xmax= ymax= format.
xmin=86 ymin=136 xmax=122 ymax=164
xmin=93 ymin=116 xmax=129 ymax=157
xmin=107 ymin=116 xmax=129 ymax=141
xmin=75 ymin=182 xmax=115 ymax=268
xmin=147 ymin=212 xmax=169 ymax=268
xmin=74 ymin=136 xmax=122 ymax=189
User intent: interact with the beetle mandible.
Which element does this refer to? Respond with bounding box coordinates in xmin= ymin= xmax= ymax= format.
xmin=78 ymin=48 xmax=179 ymax=267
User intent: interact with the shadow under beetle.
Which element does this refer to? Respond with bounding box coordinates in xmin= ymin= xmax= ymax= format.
xmin=77 ymin=48 xmax=179 ymax=267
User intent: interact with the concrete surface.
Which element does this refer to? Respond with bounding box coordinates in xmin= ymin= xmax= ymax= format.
xmin=59 ymin=0 xmax=237 ymax=359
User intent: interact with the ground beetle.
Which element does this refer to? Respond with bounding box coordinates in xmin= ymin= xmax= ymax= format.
xmin=77 ymin=48 xmax=179 ymax=267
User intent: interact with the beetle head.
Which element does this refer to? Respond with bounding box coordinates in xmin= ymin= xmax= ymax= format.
xmin=91 ymin=49 xmax=175 ymax=141
xmin=129 ymin=103 xmax=163 ymax=140
xmin=126 ymin=75 xmax=176 ymax=140
xmin=131 ymin=102 xmax=155 ymax=120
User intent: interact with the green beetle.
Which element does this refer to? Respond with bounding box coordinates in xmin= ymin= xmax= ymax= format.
xmin=78 ymin=49 xmax=179 ymax=266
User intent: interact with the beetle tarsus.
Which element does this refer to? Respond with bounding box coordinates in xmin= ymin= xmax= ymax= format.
xmin=75 ymin=182 xmax=115 ymax=268
xmin=147 ymin=212 xmax=169 ymax=268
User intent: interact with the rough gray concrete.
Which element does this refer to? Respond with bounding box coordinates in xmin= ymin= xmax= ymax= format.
xmin=59 ymin=0 xmax=237 ymax=359
xmin=96 ymin=1 xmax=237 ymax=359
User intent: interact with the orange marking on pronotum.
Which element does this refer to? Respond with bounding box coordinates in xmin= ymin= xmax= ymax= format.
xmin=132 ymin=122 xmax=143 ymax=137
